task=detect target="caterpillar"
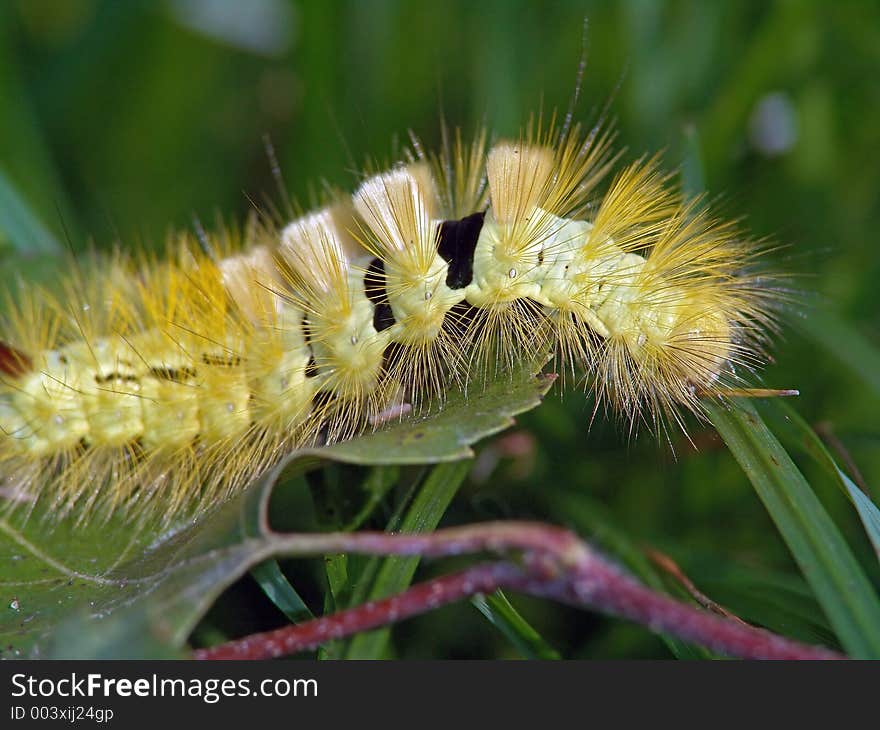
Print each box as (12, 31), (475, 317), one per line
(0, 117), (782, 529)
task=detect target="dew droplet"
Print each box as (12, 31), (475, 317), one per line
(9, 599), (20, 611)
(508, 268), (517, 279)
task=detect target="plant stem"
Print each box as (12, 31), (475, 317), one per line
(195, 563), (523, 660)
(194, 521), (844, 661)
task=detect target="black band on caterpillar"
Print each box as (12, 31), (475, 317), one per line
(364, 257), (397, 333)
(437, 211), (485, 289)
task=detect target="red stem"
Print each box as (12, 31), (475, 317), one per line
(194, 521), (844, 661)
(524, 559), (842, 660)
(194, 563), (525, 660)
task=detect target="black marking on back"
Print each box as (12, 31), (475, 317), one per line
(437, 211), (485, 289)
(305, 355), (318, 378)
(95, 372), (139, 385)
(364, 257), (395, 333)
(201, 353), (242, 367)
(300, 318), (319, 378)
(149, 366), (197, 382)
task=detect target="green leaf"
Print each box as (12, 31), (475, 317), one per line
(707, 398), (880, 658)
(323, 372), (556, 465)
(0, 512), (154, 659)
(0, 362), (553, 658)
(472, 590), (560, 659)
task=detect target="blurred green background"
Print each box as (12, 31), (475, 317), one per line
(1, 0), (879, 658)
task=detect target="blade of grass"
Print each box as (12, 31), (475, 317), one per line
(759, 399), (880, 562)
(250, 560), (314, 624)
(841, 475), (880, 562)
(472, 590), (560, 659)
(344, 460), (471, 659)
(707, 398), (880, 658)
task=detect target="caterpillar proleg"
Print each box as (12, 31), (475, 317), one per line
(0, 118), (783, 528)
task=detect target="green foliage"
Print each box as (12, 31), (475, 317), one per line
(1, 0), (879, 659)
(707, 400), (880, 658)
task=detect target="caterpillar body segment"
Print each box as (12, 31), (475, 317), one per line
(354, 166), (464, 348)
(278, 206), (394, 441)
(0, 121), (779, 527)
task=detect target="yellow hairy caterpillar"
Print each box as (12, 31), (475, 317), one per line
(0, 117), (782, 529)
